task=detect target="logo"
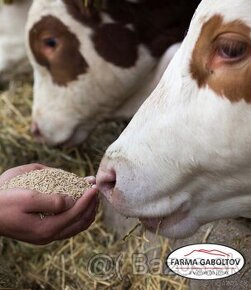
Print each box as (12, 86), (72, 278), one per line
(167, 244), (245, 280)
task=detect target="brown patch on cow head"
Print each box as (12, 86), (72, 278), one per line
(190, 15), (251, 103)
(92, 23), (139, 68)
(64, 0), (200, 59)
(105, 0), (201, 57)
(29, 16), (88, 86)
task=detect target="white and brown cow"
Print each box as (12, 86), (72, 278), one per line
(26, 0), (199, 146)
(0, 0), (31, 79)
(97, 0), (251, 238)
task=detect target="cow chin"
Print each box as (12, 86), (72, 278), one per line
(104, 186), (200, 238)
(59, 125), (93, 148)
(32, 118), (93, 147)
(140, 211), (200, 239)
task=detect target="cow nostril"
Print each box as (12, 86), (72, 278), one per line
(97, 169), (116, 197)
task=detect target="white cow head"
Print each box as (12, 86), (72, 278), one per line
(97, 0), (251, 238)
(26, 0), (199, 146)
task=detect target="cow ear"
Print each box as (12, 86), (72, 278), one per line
(63, 0), (101, 26)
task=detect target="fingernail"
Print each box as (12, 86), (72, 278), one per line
(91, 184), (98, 189)
(64, 196), (75, 209)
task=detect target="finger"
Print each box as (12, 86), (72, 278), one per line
(19, 189), (98, 245)
(84, 176), (96, 184)
(55, 200), (98, 240)
(39, 187), (98, 235)
(0, 188), (75, 214)
(27, 186), (98, 214)
(0, 163), (48, 185)
(80, 194), (99, 219)
(72, 186), (98, 216)
(58, 212), (96, 240)
(24, 192), (76, 214)
(29, 201), (96, 245)
(0, 195), (97, 245)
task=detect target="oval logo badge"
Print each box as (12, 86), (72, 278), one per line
(167, 244), (245, 280)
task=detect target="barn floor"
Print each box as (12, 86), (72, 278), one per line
(0, 76), (188, 290)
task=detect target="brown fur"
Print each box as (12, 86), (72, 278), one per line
(29, 16), (88, 86)
(92, 23), (139, 68)
(29, 0), (200, 84)
(63, 0), (200, 60)
(190, 15), (251, 103)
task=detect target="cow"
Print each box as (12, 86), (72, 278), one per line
(0, 0), (31, 80)
(25, 0), (200, 146)
(97, 0), (251, 238)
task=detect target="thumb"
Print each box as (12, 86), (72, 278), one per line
(23, 191), (76, 214)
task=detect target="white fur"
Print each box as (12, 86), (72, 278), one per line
(98, 0), (251, 238)
(0, 0), (31, 75)
(26, 0), (178, 146)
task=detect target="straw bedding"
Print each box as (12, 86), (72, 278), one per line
(0, 77), (188, 289)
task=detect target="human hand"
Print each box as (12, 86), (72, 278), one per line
(0, 163), (98, 245)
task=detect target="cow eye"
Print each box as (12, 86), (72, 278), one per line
(218, 39), (248, 60)
(43, 38), (58, 48)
